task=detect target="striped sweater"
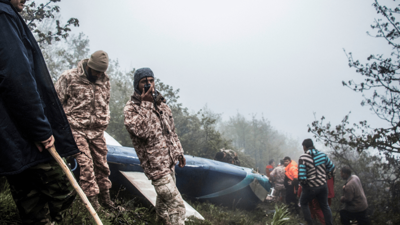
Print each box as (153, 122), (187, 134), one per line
(298, 149), (335, 187)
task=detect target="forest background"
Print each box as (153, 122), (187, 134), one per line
(32, 0), (400, 223)
(30, 2), (303, 170)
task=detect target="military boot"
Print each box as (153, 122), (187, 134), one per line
(87, 195), (101, 211)
(99, 190), (115, 208)
(99, 190), (126, 211)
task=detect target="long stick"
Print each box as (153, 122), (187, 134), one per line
(48, 146), (103, 225)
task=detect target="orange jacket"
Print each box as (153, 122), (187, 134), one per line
(285, 160), (298, 181)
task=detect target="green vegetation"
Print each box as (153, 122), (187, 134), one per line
(0, 177), (156, 225)
(0, 177), (19, 225)
(219, 114), (303, 170)
(269, 205), (290, 225)
(21, 0), (79, 46)
(308, 1), (400, 224)
(4, 0), (400, 224)
(0, 176), (303, 225)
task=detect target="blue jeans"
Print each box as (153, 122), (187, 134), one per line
(300, 183), (332, 225)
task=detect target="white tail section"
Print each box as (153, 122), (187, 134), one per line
(119, 171), (205, 221)
(104, 132), (122, 146)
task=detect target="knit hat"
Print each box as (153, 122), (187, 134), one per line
(302, 139), (314, 149)
(134, 68), (154, 94)
(88, 50), (109, 72)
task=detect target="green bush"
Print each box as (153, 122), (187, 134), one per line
(269, 205), (290, 225)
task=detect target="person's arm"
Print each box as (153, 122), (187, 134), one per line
(266, 166), (271, 177)
(298, 157), (308, 184)
(168, 108), (184, 156)
(54, 73), (70, 107)
(168, 110), (186, 167)
(104, 80), (111, 105)
(172, 128), (184, 156)
(325, 154), (336, 179)
(124, 101), (156, 140)
(0, 13), (52, 142)
(124, 84), (160, 139)
(341, 184), (354, 203)
(103, 80), (111, 129)
(269, 169), (277, 182)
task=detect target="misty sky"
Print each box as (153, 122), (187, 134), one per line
(41, 0), (394, 146)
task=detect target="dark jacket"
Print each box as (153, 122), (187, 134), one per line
(341, 175), (368, 212)
(0, 0), (79, 175)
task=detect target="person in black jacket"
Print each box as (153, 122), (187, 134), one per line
(0, 0), (80, 224)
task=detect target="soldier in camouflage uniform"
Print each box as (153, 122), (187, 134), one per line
(124, 68), (186, 225)
(214, 149), (241, 166)
(55, 50), (116, 211)
(269, 160), (286, 203)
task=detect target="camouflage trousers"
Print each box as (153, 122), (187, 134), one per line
(152, 171), (186, 225)
(273, 187), (286, 203)
(73, 130), (112, 197)
(6, 159), (76, 225)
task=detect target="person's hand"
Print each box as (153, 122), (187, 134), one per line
(178, 155), (186, 168)
(34, 135), (55, 152)
(141, 83), (154, 102)
(288, 180), (292, 185)
(294, 189), (297, 195)
(343, 185), (346, 190)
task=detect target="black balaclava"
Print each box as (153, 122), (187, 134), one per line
(134, 68), (154, 94)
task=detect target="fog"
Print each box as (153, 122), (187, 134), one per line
(42, 0), (393, 146)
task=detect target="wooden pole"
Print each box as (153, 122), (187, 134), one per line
(48, 146), (103, 225)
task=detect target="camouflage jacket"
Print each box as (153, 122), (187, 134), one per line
(270, 166), (285, 191)
(124, 92), (184, 180)
(219, 149), (241, 166)
(55, 59), (110, 138)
